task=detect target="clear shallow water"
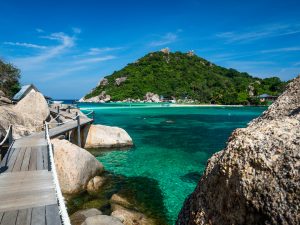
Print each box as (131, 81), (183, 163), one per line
(79, 103), (265, 224)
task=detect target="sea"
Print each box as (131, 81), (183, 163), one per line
(65, 102), (265, 224)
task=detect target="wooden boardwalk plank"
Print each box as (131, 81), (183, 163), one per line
(0, 210), (18, 225)
(16, 208), (31, 225)
(6, 148), (20, 172)
(41, 146), (49, 170)
(46, 205), (62, 225)
(12, 148), (26, 172)
(36, 147), (43, 170)
(31, 206), (45, 225)
(20, 148), (31, 171)
(28, 147), (37, 171)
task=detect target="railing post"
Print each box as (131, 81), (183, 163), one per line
(8, 125), (13, 146)
(76, 112), (81, 147)
(43, 121), (47, 139)
(57, 106), (60, 115)
(92, 111), (95, 121)
(68, 105), (71, 113)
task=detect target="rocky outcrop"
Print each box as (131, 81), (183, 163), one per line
(177, 75), (300, 225)
(15, 91), (50, 122)
(51, 139), (104, 194)
(98, 78), (109, 87)
(144, 92), (160, 102)
(115, 77), (127, 86)
(83, 91), (111, 103)
(75, 124), (133, 148)
(70, 208), (123, 225)
(0, 90), (5, 97)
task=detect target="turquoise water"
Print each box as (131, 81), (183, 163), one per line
(79, 103), (265, 224)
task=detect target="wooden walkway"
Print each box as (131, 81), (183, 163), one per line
(0, 111), (93, 225)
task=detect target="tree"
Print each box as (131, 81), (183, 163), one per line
(0, 59), (21, 97)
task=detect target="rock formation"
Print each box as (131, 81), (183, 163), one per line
(144, 92), (160, 102)
(51, 139), (104, 194)
(98, 78), (109, 87)
(73, 124), (133, 148)
(87, 176), (106, 194)
(82, 91), (111, 103)
(177, 75), (300, 225)
(115, 77), (127, 86)
(0, 91), (50, 138)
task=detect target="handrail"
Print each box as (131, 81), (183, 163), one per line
(44, 122), (71, 225)
(0, 125), (13, 147)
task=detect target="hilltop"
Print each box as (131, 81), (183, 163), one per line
(84, 49), (286, 105)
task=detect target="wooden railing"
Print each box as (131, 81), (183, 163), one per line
(0, 125), (13, 161)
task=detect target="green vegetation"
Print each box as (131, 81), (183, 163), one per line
(86, 51), (286, 105)
(0, 59), (21, 97)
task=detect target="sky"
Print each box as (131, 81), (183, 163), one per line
(0, 0), (300, 99)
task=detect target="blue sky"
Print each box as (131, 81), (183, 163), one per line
(0, 0), (300, 99)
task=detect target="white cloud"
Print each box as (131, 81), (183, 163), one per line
(4, 41), (47, 49)
(74, 55), (116, 64)
(72, 27), (81, 34)
(87, 47), (123, 55)
(12, 32), (76, 69)
(149, 32), (178, 47)
(41, 66), (87, 81)
(216, 23), (300, 43)
(36, 28), (44, 33)
(261, 47), (300, 53)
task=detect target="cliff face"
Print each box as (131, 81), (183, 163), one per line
(177, 75), (300, 225)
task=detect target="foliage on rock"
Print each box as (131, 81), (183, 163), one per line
(0, 59), (21, 98)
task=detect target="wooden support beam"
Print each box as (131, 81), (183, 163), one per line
(76, 112), (81, 147)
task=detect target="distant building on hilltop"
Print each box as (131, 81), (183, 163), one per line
(12, 84), (52, 103)
(258, 94), (277, 102)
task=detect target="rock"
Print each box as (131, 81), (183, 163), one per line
(177, 75), (300, 225)
(110, 194), (134, 210)
(98, 78), (109, 86)
(112, 208), (155, 225)
(187, 50), (194, 57)
(110, 194), (156, 225)
(84, 91), (111, 103)
(87, 176), (106, 193)
(77, 124), (133, 148)
(115, 77), (127, 86)
(70, 208), (103, 225)
(0, 105), (38, 138)
(51, 139), (104, 194)
(82, 215), (123, 225)
(144, 92), (160, 102)
(15, 91), (50, 122)
(0, 96), (12, 105)
(0, 90), (5, 97)
(160, 48), (170, 54)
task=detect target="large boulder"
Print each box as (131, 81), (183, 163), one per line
(144, 92), (160, 102)
(177, 75), (300, 225)
(98, 78), (109, 87)
(15, 91), (50, 122)
(51, 139), (104, 194)
(75, 124), (133, 148)
(115, 77), (127, 86)
(83, 91), (111, 103)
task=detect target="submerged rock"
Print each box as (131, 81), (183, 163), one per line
(70, 208), (103, 225)
(51, 139), (104, 194)
(87, 176), (106, 194)
(177, 75), (300, 225)
(77, 124), (133, 148)
(83, 215), (123, 225)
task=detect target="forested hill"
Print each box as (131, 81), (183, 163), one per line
(85, 50), (286, 104)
